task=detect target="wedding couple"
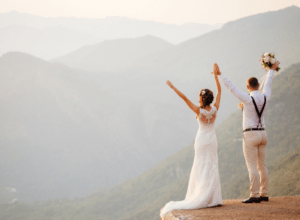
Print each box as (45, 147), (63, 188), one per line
(160, 62), (279, 220)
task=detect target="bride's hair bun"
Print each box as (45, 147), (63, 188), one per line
(200, 89), (214, 108)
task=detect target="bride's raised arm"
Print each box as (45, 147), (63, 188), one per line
(166, 80), (200, 115)
(212, 63), (221, 110)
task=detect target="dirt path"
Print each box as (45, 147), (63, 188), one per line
(163, 196), (300, 220)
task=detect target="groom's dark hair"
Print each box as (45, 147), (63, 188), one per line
(248, 77), (259, 89)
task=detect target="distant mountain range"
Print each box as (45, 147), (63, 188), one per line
(0, 5), (299, 204)
(0, 52), (195, 202)
(0, 25), (101, 60)
(54, 6), (300, 126)
(52, 35), (173, 72)
(0, 11), (222, 59)
(1, 60), (299, 220)
(90, 5), (300, 124)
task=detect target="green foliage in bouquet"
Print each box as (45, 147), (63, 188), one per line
(260, 52), (280, 72)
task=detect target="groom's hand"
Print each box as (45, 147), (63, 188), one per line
(271, 61), (280, 70)
(216, 64), (221, 75)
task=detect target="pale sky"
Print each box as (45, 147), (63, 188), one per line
(1, 0), (300, 24)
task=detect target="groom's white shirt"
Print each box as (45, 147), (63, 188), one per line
(220, 70), (275, 130)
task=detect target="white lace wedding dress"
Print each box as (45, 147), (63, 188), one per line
(160, 106), (223, 220)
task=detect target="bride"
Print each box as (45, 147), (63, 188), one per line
(160, 63), (223, 220)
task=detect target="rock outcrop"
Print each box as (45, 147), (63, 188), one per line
(162, 196), (300, 220)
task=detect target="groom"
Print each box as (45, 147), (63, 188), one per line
(216, 62), (279, 203)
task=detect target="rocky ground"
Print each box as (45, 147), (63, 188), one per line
(163, 196), (300, 220)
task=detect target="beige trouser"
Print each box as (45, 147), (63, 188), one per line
(243, 130), (268, 197)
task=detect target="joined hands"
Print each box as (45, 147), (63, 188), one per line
(211, 63), (221, 75)
(167, 63), (221, 90)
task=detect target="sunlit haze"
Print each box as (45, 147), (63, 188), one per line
(1, 0), (300, 24)
(0, 0), (300, 218)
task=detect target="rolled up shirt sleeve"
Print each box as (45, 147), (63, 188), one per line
(220, 73), (251, 103)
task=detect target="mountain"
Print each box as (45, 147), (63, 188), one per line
(121, 62), (300, 220)
(0, 11), (223, 45)
(1, 61), (299, 220)
(52, 35), (174, 72)
(0, 25), (101, 59)
(92, 6), (300, 125)
(267, 148), (300, 197)
(238, 146), (300, 199)
(0, 52), (196, 202)
(1, 5), (300, 204)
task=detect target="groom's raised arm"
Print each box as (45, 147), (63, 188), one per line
(262, 70), (275, 101)
(220, 73), (251, 103)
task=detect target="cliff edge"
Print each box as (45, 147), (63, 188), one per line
(162, 196), (300, 220)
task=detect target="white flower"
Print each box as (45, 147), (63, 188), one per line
(264, 56), (270, 62)
(264, 52), (270, 57)
(201, 90), (206, 95)
(270, 58), (276, 64)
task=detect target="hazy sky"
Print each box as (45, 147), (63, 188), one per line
(1, 0), (300, 24)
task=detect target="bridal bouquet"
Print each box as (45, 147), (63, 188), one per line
(257, 52), (280, 94)
(259, 52), (280, 71)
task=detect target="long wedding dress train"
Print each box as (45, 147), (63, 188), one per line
(160, 106), (223, 220)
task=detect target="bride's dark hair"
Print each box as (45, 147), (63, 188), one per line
(200, 89), (214, 108)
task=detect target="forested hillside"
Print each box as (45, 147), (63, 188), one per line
(1, 61), (299, 220)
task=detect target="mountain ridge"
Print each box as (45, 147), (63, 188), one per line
(52, 35), (174, 72)
(99, 5), (300, 125)
(0, 25), (101, 59)
(1, 61), (298, 220)
(0, 5), (299, 214)
(0, 11), (223, 45)
(0, 51), (196, 202)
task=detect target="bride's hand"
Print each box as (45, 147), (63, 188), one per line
(211, 63), (216, 74)
(166, 80), (174, 89)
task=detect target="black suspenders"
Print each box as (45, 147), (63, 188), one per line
(251, 95), (266, 128)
